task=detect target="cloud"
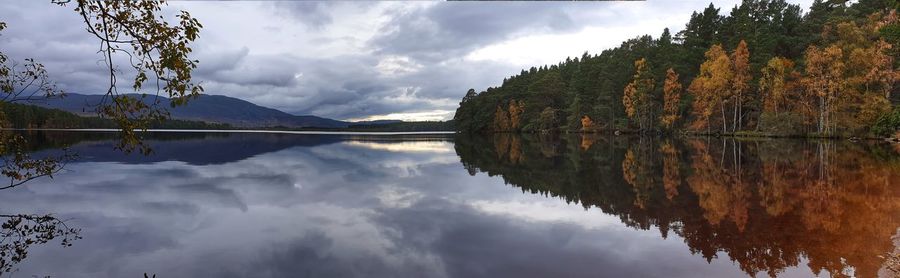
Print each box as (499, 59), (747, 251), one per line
(369, 2), (580, 62)
(375, 55), (423, 77)
(3, 136), (782, 277)
(0, 0), (814, 121)
(271, 2), (336, 30)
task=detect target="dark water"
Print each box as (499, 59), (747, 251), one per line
(3, 131), (900, 277)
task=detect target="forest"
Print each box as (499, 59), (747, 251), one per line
(453, 0), (900, 138)
(345, 120), (455, 132)
(0, 102), (232, 130)
(0, 101), (454, 132)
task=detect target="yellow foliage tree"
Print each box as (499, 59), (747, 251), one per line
(802, 15), (896, 135)
(623, 58), (656, 131)
(759, 57), (795, 116)
(731, 40), (751, 131)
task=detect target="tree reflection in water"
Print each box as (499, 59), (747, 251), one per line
(0, 214), (80, 273)
(455, 134), (900, 278)
(0, 132), (81, 275)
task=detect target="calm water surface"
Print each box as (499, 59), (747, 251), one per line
(3, 131), (900, 277)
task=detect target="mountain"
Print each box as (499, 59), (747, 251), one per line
(30, 93), (350, 128)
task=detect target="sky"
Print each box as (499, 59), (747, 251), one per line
(0, 0), (812, 122)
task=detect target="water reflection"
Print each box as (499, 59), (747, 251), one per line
(457, 134), (900, 278)
(0, 130), (83, 275)
(1, 131), (898, 277)
(0, 214), (80, 274)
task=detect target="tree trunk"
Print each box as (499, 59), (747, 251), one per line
(733, 98), (739, 133)
(721, 102), (727, 134)
(818, 96), (825, 134)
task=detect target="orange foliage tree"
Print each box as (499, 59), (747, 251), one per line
(689, 44), (733, 133)
(661, 68), (682, 130)
(803, 45), (844, 135)
(493, 105), (510, 132)
(580, 115), (594, 132)
(508, 100), (525, 130)
(801, 14), (897, 135)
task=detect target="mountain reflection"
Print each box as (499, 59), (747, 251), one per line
(455, 134), (900, 278)
(5, 131), (900, 277)
(22, 131), (454, 164)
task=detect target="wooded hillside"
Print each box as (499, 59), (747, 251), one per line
(454, 0), (899, 137)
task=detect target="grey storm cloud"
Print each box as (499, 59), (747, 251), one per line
(269, 1), (380, 30)
(371, 2), (579, 62)
(0, 1), (587, 120)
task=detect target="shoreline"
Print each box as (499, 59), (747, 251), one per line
(467, 130), (900, 142)
(2, 128), (457, 136)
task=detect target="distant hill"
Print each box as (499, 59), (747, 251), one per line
(30, 93), (350, 128)
(0, 101), (231, 130)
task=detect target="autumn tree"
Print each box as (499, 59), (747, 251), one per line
(758, 56), (808, 133)
(804, 45), (845, 135)
(450, 0), (896, 137)
(661, 68), (683, 130)
(508, 100), (524, 130)
(54, 0), (204, 154)
(580, 115), (594, 132)
(493, 105), (510, 132)
(759, 57), (794, 116)
(731, 40), (751, 131)
(0, 1), (203, 272)
(689, 44), (734, 133)
(623, 58), (656, 131)
(2, 0), (203, 187)
(801, 14), (897, 135)
(843, 26), (894, 131)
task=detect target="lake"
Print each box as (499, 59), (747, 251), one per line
(2, 131), (899, 277)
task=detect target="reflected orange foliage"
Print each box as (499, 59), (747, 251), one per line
(458, 134), (900, 277)
(580, 134), (595, 151)
(659, 141), (680, 200)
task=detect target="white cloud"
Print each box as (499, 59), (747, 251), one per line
(349, 110), (455, 122)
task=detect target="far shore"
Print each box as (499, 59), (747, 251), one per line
(3, 128), (457, 136)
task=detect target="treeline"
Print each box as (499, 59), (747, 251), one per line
(454, 0), (899, 137)
(346, 120), (454, 132)
(0, 102), (232, 130)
